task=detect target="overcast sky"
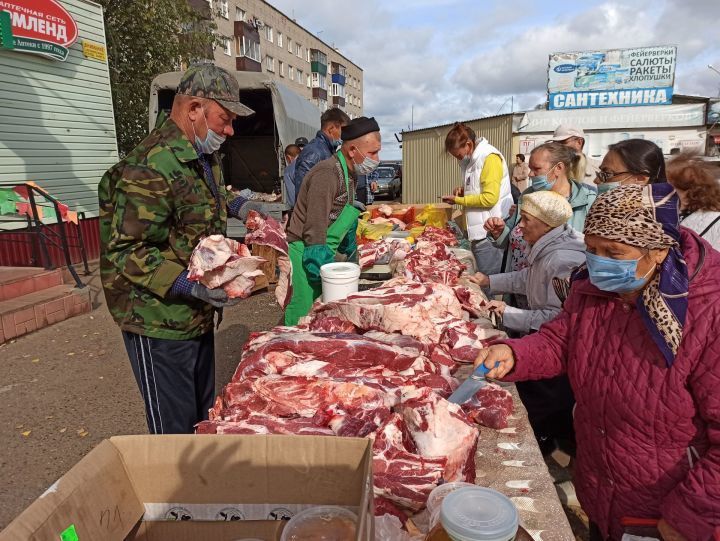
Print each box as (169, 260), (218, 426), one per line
(268, 0), (720, 160)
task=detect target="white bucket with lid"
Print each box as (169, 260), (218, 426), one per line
(440, 487), (519, 541)
(320, 262), (361, 303)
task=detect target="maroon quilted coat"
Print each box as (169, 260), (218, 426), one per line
(503, 228), (720, 541)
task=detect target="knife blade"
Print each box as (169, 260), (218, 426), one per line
(448, 362), (498, 405)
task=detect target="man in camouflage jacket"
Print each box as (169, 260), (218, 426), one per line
(98, 64), (263, 434)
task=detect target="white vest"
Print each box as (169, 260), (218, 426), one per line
(462, 138), (513, 240)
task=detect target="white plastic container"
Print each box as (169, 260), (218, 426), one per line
(320, 262), (361, 303)
(426, 482), (475, 528)
(280, 506), (357, 540)
(440, 487), (519, 541)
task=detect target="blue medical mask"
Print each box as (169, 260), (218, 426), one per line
(585, 251), (654, 293)
(353, 148), (380, 175)
(530, 163), (560, 191)
(597, 182), (621, 194)
(192, 106), (226, 154)
(460, 155), (472, 169)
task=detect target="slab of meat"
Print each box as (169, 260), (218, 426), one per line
(187, 235), (266, 297)
(301, 282), (465, 343)
(440, 319), (506, 363)
(359, 238), (411, 270)
(196, 416), (334, 436)
(398, 387), (478, 483)
(395, 240), (466, 285)
(461, 383), (514, 430)
(244, 210), (293, 308)
(451, 282), (489, 318)
(372, 413), (446, 511)
(307, 316), (358, 334)
(418, 225), (458, 246)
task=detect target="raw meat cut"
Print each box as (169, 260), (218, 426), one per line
(374, 497), (409, 524)
(377, 204), (393, 217)
(451, 282), (489, 318)
(398, 387), (478, 483)
(187, 235), (266, 297)
(440, 319), (506, 363)
(461, 383), (514, 430)
(196, 416), (334, 436)
(359, 238), (411, 270)
(418, 225), (458, 246)
(301, 282), (465, 343)
(372, 413), (446, 511)
(244, 210), (293, 308)
(307, 316), (358, 334)
(395, 240), (466, 285)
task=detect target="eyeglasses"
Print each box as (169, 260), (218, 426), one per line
(595, 170), (633, 183)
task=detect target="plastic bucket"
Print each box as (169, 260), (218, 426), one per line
(426, 482), (475, 529)
(320, 262), (361, 303)
(440, 487), (518, 541)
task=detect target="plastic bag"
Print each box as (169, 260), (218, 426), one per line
(417, 205), (448, 228)
(374, 514), (424, 541)
(356, 219), (393, 241)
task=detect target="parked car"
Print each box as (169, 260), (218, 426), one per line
(372, 166), (402, 199)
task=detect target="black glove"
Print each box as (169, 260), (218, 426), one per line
(172, 271), (240, 308)
(352, 200), (366, 212)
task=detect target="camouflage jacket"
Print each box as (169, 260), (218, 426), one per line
(98, 118), (238, 340)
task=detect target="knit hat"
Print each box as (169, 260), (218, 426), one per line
(341, 116), (380, 141)
(522, 191), (573, 228)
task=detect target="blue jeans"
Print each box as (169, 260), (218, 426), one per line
(471, 239), (503, 296)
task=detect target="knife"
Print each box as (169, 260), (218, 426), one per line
(448, 362), (499, 405)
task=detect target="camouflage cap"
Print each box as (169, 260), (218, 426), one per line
(177, 63), (254, 117)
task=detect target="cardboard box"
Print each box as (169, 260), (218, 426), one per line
(0, 435), (374, 541)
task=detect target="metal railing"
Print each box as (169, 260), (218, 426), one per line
(0, 182), (89, 289)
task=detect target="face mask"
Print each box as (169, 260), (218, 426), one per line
(334, 138), (343, 150)
(192, 106), (226, 154)
(585, 251), (654, 293)
(597, 182), (621, 194)
(460, 155), (472, 168)
(353, 149), (380, 175)
(530, 163), (559, 191)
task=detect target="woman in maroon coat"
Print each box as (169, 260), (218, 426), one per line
(477, 184), (720, 541)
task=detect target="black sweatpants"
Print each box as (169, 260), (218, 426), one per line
(122, 331), (215, 434)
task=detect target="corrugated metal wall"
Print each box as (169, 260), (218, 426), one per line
(401, 114), (514, 204)
(0, 0), (118, 218)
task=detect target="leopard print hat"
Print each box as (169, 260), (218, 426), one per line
(583, 184), (677, 249)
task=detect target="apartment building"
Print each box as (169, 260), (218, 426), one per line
(209, 0), (363, 117)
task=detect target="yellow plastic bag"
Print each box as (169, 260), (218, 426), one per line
(416, 205), (448, 228)
(356, 219), (393, 241)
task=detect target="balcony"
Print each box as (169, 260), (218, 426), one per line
(332, 96), (345, 107)
(236, 56), (261, 72)
(311, 61), (327, 76)
(331, 73), (346, 85)
(312, 88), (328, 100)
(234, 20), (259, 40)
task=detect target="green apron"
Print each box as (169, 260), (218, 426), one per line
(284, 153), (360, 325)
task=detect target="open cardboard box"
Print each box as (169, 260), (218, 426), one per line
(366, 202), (453, 223)
(1, 435), (374, 541)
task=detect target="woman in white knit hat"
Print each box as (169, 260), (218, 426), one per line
(471, 190), (586, 456)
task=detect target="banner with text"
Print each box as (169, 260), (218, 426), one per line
(548, 46), (676, 110)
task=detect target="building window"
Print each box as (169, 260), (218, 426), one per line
(318, 98), (327, 112)
(235, 7), (245, 21)
(237, 36), (260, 62)
(312, 72), (327, 90)
(264, 25), (273, 43)
(288, 65), (294, 81)
(306, 48), (310, 63)
(331, 83), (345, 98)
(223, 37), (231, 56)
(295, 43), (302, 57)
(266, 55), (275, 72)
(277, 32), (283, 48)
(279, 60), (285, 77)
(297, 69), (303, 85)
(287, 38), (292, 53)
(306, 74), (311, 88)
(218, 0), (228, 19)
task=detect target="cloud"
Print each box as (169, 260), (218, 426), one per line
(267, 0), (720, 159)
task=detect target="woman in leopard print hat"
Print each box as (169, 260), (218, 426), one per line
(475, 183), (720, 541)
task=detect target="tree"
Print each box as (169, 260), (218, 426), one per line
(98, 0), (216, 156)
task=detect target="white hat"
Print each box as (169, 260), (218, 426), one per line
(522, 191), (573, 228)
(547, 124), (585, 142)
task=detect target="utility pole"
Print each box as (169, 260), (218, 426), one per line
(511, 96), (514, 113)
(411, 105), (414, 130)
(709, 65), (720, 97)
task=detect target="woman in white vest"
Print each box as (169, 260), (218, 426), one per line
(442, 123), (513, 291)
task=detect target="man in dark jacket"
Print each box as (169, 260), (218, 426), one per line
(292, 107), (350, 195)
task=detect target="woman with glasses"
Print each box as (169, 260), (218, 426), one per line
(595, 138), (666, 193)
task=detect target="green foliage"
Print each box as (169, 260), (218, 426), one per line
(98, 0), (216, 156)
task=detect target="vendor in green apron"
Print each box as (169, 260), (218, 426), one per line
(285, 116), (382, 325)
